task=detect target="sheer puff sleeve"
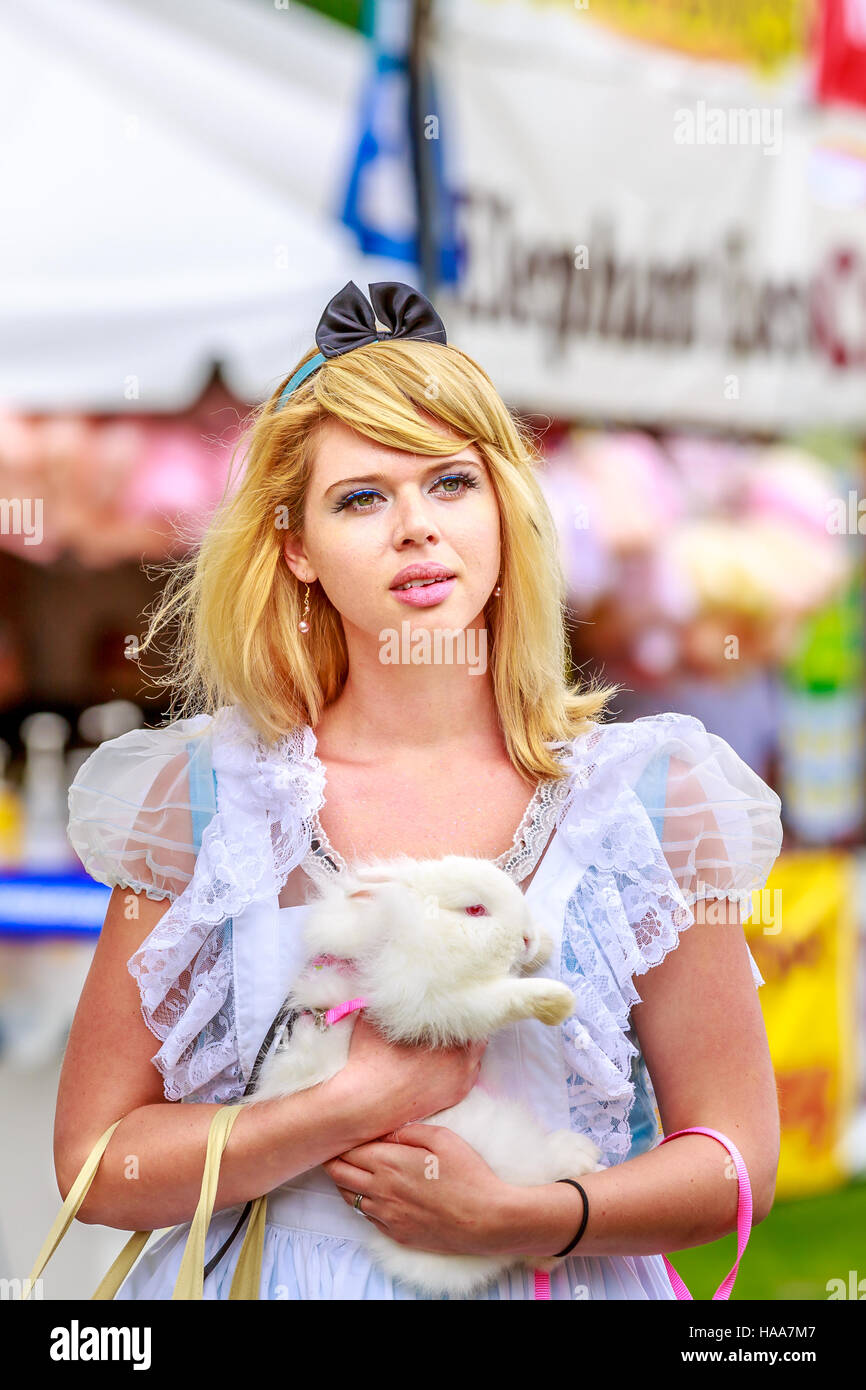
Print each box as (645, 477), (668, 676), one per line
(627, 711), (784, 930)
(66, 714), (244, 1103)
(67, 714), (217, 905)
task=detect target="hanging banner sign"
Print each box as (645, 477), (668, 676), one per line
(432, 0), (866, 429)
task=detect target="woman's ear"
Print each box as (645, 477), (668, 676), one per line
(282, 536), (316, 584)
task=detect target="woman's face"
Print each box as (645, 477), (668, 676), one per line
(283, 413), (500, 639)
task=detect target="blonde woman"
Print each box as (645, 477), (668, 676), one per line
(57, 282), (783, 1300)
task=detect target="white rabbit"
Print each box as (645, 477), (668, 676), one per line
(243, 853), (604, 1296)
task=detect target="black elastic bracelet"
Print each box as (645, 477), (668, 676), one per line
(553, 1178), (589, 1257)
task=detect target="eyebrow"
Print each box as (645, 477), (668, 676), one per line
(323, 455), (483, 497)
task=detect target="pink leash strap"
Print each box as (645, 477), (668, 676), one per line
(324, 997), (369, 1026)
(534, 1269), (552, 1299)
(533, 1125), (752, 1301)
(657, 1126), (753, 1300)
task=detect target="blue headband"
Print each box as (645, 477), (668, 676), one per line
(276, 279), (447, 409)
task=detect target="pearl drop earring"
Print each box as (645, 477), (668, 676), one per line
(299, 582), (311, 633)
(493, 577), (502, 597)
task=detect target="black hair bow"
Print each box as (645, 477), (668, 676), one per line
(315, 281), (447, 359)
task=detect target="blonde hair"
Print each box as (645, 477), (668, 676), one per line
(140, 337), (622, 782)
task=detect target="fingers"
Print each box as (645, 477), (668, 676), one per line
(323, 1157), (376, 1189)
(327, 1140), (393, 1172)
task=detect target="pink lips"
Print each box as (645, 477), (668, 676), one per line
(390, 577), (456, 607)
(389, 562), (456, 608)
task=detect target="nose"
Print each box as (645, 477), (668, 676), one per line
(392, 488), (442, 547)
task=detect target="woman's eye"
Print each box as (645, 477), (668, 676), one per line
(434, 473), (480, 499)
(332, 472), (479, 514)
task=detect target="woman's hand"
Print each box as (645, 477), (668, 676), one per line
(333, 1013), (487, 1137)
(321, 1122), (513, 1256)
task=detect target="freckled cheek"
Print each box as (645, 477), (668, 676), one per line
(449, 511), (500, 579)
(310, 529), (385, 606)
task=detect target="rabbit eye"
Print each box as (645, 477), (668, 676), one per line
(465, 903), (489, 916)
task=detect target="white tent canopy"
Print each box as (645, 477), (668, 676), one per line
(0, 0), (407, 410)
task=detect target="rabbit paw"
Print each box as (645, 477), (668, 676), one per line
(526, 980), (575, 1025)
(546, 1127), (604, 1176)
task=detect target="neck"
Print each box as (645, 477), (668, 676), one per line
(313, 629), (505, 762)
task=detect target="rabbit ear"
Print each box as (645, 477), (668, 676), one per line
(303, 875), (392, 960)
(335, 864), (403, 922)
(350, 853), (418, 884)
(343, 880), (408, 914)
(350, 863), (395, 884)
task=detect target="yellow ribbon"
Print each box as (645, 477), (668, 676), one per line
(24, 1106), (268, 1301)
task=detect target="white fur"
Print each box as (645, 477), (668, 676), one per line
(243, 853), (604, 1296)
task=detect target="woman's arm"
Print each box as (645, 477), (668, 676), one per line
(495, 896), (780, 1257)
(56, 887), (483, 1231)
(323, 897), (779, 1259)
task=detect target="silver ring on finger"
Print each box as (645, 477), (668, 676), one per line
(353, 1190), (364, 1212)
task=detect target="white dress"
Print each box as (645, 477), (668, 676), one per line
(65, 705), (783, 1300)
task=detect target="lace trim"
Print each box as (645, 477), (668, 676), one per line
(127, 708), (327, 1102)
(559, 864), (694, 1165)
(297, 727), (573, 889)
